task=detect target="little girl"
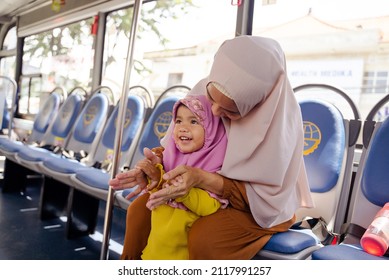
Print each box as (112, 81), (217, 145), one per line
(141, 95), (228, 260)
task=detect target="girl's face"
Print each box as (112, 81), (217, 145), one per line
(206, 83), (241, 120)
(173, 105), (205, 154)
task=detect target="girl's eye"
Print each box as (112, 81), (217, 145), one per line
(175, 119), (182, 124)
(191, 120), (199, 125)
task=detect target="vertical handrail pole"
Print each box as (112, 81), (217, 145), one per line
(100, 0), (143, 260)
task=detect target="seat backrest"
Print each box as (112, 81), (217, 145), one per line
(92, 94), (147, 170)
(128, 85), (190, 168)
(296, 99), (346, 231)
(40, 87), (86, 148)
(63, 87), (112, 157)
(27, 87), (67, 144)
(2, 99), (10, 131)
(346, 96), (389, 234)
(294, 84), (361, 234)
(0, 76), (17, 133)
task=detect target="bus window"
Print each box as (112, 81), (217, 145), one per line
(0, 26), (16, 78)
(18, 74), (42, 117)
(22, 18), (94, 115)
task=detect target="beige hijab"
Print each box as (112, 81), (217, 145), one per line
(163, 36), (314, 228)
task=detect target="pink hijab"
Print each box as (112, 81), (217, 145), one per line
(163, 95), (227, 174)
(163, 36), (313, 228)
(163, 95), (229, 209)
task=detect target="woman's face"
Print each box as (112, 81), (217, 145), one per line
(173, 105), (205, 154)
(206, 83), (241, 120)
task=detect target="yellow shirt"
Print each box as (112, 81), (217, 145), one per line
(141, 188), (221, 260)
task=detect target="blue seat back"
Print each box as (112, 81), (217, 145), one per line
(301, 100), (345, 192)
(65, 91), (110, 153)
(2, 99), (10, 130)
(93, 94), (145, 168)
(311, 100), (389, 260)
(28, 92), (62, 143)
(0, 75), (17, 133)
(361, 119), (389, 207)
(350, 117), (389, 229)
(296, 99), (347, 230)
(41, 93), (85, 147)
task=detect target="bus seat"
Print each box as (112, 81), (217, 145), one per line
(36, 86), (113, 186)
(256, 84), (361, 260)
(69, 93), (148, 202)
(0, 75), (17, 135)
(114, 85), (190, 211)
(0, 87), (66, 193)
(14, 87), (86, 174)
(58, 93), (148, 238)
(31, 87), (112, 225)
(0, 87), (66, 161)
(312, 94), (389, 260)
(1, 99), (10, 132)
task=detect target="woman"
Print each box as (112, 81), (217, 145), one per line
(110, 35), (314, 260)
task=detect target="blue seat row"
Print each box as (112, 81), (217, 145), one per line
(0, 86), (67, 160)
(64, 85), (189, 237)
(35, 85), (151, 237)
(256, 83), (362, 260)
(0, 86), (68, 192)
(65, 85), (189, 240)
(0, 83), (190, 238)
(311, 92), (389, 260)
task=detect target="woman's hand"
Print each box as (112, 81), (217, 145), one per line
(109, 147), (162, 200)
(109, 167), (147, 199)
(146, 165), (200, 210)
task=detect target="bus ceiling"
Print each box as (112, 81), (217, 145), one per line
(1, 0), (251, 38)
(0, 0), (137, 36)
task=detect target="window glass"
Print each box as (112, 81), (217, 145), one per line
(252, 0), (389, 124)
(0, 56), (15, 78)
(102, 0), (237, 101)
(3, 26), (17, 50)
(0, 26), (17, 78)
(22, 18), (94, 115)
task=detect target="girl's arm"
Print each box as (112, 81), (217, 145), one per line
(176, 188), (221, 216)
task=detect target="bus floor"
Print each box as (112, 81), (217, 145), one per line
(0, 175), (126, 260)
